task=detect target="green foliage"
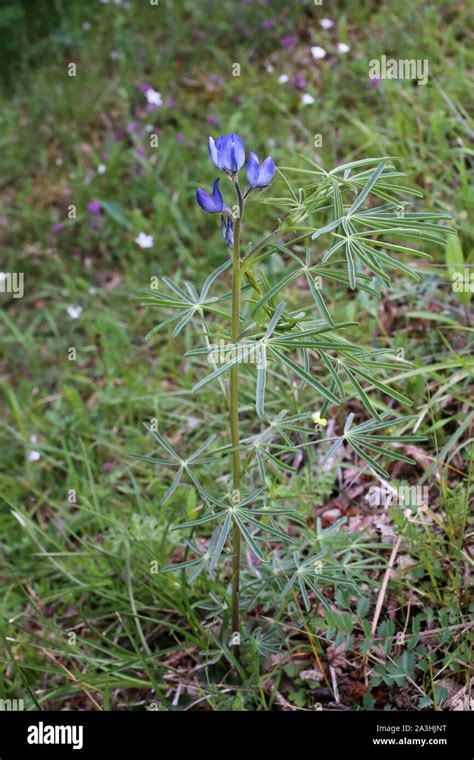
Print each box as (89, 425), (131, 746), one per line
(142, 151), (451, 656)
(0, 0), (471, 712)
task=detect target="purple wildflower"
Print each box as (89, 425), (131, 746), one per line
(292, 72), (307, 90)
(87, 200), (102, 215)
(281, 35), (296, 51)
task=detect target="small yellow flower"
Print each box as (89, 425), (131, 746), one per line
(312, 412), (327, 427)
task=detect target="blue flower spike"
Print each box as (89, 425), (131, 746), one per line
(196, 134), (275, 226)
(221, 216), (234, 247)
(196, 178), (231, 214)
(208, 133), (246, 175)
(246, 151), (276, 189)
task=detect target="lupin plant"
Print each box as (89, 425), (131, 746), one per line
(138, 132), (452, 663)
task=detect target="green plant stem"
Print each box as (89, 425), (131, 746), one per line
(230, 188), (243, 654)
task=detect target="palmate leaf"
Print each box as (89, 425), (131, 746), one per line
(191, 342), (257, 392)
(191, 299), (346, 416)
(280, 550), (331, 611)
(250, 245), (376, 326)
(160, 527), (228, 581)
(248, 444), (298, 486)
(140, 264), (233, 340)
(253, 627), (285, 656)
(314, 350), (413, 421)
(269, 347), (338, 405)
(277, 515), (391, 611)
(295, 158), (428, 224)
(243, 409), (328, 485)
(247, 324), (373, 420)
(171, 484), (301, 566)
(304, 160), (453, 284)
(137, 424), (217, 504)
(348, 160), (386, 214)
(323, 413), (425, 479)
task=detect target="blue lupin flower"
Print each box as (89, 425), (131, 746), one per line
(208, 133), (246, 174)
(246, 151), (276, 189)
(221, 216), (234, 247)
(196, 179), (231, 214)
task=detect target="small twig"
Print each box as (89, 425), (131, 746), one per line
(290, 590), (331, 692)
(363, 534), (402, 685)
(41, 648), (103, 711)
(371, 534), (402, 637)
(329, 666), (340, 703)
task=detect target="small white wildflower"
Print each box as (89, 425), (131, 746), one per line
(145, 88), (162, 107)
(311, 46), (326, 60)
(67, 305), (83, 319)
(320, 18), (334, 30)
(135, 232), (154, 249)
(278, 74), (289, 84)
(30, 434), (38, 443)
(302, 93), (315, 105)
(29, 450), (41, 462)
(97, 163), (106, 174)
(337, 42), (350, 53)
